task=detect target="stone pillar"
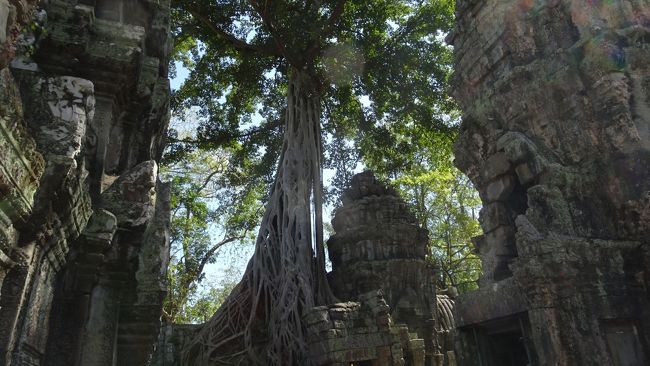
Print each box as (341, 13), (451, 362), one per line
(90, 96), (116, 201)
(78, 282), (121, 366)
(12, 257), (57, 365)
(0, 243), (39, 365)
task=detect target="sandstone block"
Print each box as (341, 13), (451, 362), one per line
(101, 160), (157, 228)
(479, 202), (512, 234)
(0, 0), (12, 44)
(484, 225), (516, 256)
(497, 131), (536, 164)
(304, 306), (331, 325)
(485, 174), (515, 202)
(515, 157), (545, 186)
(481, 152), (511, 181)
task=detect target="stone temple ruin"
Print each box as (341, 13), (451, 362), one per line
(450, 1), (650, 365)
(0, 0), (648, 366)
(0, 0), (171, 365)
(154, 173), (456, 366)
(307, 171), (456, 365)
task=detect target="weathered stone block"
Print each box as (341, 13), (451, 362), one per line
(101, 160), (157, 228)
(515, 158), (544, 186)
(478, 202), (512, 234)
(496, 131), (536, 164)
(0, 0), (12, 45)
(481, 152), (511, 181)
(304, 306), (331, 325)
(526, 184), (574, 235)
(484, 225), (516, 256)
(485, 174), (514, 202)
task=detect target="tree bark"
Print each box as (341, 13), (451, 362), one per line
(182, 68), (333, 366)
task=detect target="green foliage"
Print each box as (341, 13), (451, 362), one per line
(366, 127), (483, 293)
(162, 145), (261, 323)
(168, 0), (458, 204)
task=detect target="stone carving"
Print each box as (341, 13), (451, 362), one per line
(0, 1), (172, 365)
(449, 1), (650, 365)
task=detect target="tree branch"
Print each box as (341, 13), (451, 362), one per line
(304, 0), (347, 65)
(195, 234), (249, 282)
(187, 8), (282, 57)
(248, 0), (297, 65)
(166, 119), (282, 146)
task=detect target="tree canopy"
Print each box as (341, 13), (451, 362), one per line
(166, 1), (462, 364)
(168, 0), (456, 200)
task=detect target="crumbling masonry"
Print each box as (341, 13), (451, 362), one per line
(0, 1), (171, 365)
(450, 1), (650, 365)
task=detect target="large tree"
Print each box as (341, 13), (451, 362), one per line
(171, 0), (456, 364)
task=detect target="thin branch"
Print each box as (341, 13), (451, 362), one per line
(304, 0), (347, 65)
(198, 169), (222, 193)
(248, 0), (297, 65)
(195, 233), (249, 280)
(162, 309), (173, 322)
(187, 8), (282, 57)
(166, 120), (282, 145)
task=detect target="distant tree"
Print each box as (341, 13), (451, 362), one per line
(169, 1), (456, 364)
(398, 170), (482, 293)
(161, 147), (262, 323)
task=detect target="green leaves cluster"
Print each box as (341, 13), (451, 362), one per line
(162, 147), (263, 323)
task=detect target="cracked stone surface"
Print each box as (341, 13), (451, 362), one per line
(450, 1), (650, 365)
(0, 1), (172, 365)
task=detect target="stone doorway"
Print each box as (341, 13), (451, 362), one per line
(602, 320), (647, 366)
(470, 314), (536, 366)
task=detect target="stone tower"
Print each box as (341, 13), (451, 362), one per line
(321, 171), (454, 366)
(450, 1), (650, 365)
(328, 171), (437, 345)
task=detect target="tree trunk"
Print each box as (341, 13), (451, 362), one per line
(182, 68), (332, 365)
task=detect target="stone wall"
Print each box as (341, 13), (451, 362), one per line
(0, 1), (171, 365)
(450, 1), (650, 365)
(304, 291), (425, 366)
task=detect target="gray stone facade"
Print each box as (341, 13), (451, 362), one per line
(0, 1), (171, 365)
(449, 1), (650, 365)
